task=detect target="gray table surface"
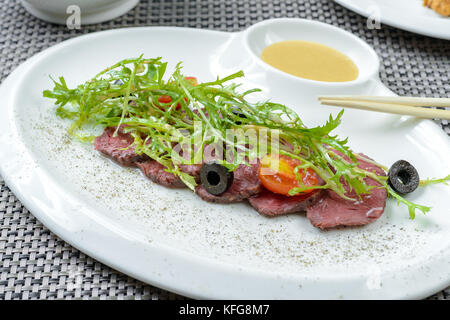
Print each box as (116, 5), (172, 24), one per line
(0, 0), (449, 300)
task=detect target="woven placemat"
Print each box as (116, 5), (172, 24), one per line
(0, 0), (449, 300)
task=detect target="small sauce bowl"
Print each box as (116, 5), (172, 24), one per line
(241, 18), (381, 124)
(243, 18), (380, 90)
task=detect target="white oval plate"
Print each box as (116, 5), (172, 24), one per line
(1, 19), (450, 299)
(335, 0), (450, 40)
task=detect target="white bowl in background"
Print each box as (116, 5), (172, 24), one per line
(21, 0), (139, 25)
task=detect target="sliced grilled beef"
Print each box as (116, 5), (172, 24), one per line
(180, 164), (202, 183)
(306, 153), (387, 229)
(137, 161), (202, 188)
(137, 160), (185, 188)
(94, 126), (148, 166)
(248, 188), (323, 216)
(195, 162), (262, 203)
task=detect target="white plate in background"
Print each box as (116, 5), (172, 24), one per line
(335, 0), (450, 40)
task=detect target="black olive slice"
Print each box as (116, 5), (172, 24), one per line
(200, 162), (234, 195)
(112, 80), (125, 98)
(388, 160), (420, 194)
(112, 80), (136, 100)
(231, 108), (247, 125)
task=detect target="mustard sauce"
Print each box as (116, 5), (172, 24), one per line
(261, 40), (359, 82)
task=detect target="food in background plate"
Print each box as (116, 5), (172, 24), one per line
(43, 57), (449, 229)
(260, 40), (359, 82)
(424, 0), (450, 16)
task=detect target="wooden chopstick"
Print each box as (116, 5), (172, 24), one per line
(318, 97), (450, 120)
(318, 96), (450, 107)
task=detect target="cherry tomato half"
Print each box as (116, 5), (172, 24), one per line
(258, 154), (319, 196)
(157, 95), (184, 111)
(180, 77), (197, 108)
(185, 76), (198, 86)
(157, 77), (197, 111)
(157, 95), (172, 104)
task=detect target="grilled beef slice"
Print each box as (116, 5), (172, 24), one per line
(137, 160), (186, 188)
(94, 126), (148, 166)
(195, 162), (263, 203)
(96, 127), (201, 187)
(248, 189), (323, 216)
(306, 153), (387, 229)
(137, 161), (202, 189)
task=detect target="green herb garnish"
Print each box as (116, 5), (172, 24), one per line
(419, 175), (450, 187)
(43, 56), (449, 219)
